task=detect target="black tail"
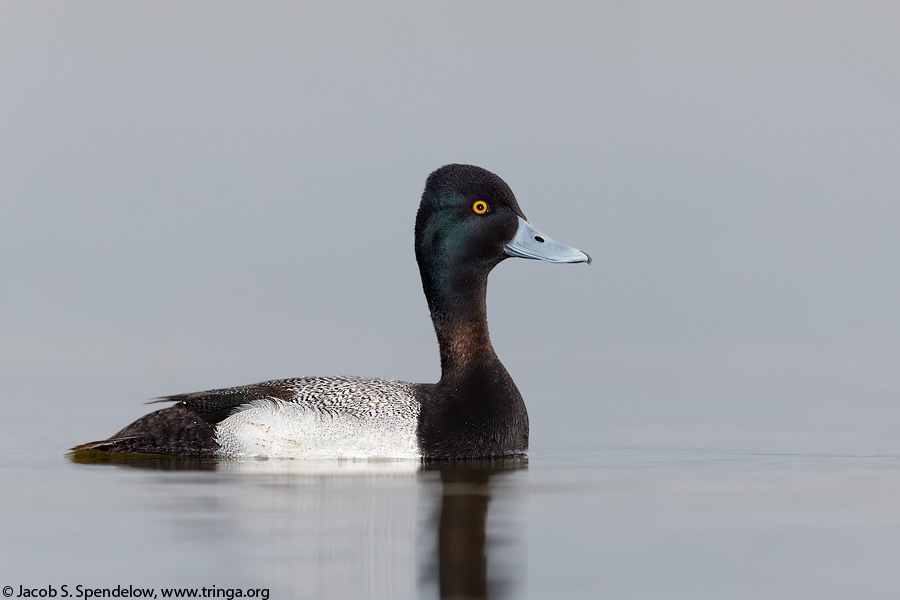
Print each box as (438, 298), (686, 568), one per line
(71, 405), (217, 457)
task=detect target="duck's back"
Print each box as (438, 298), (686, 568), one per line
(216, 376), (421, 458)
(76, 376), (422, 459)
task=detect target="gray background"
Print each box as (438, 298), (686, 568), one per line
(3, 4), (900, 599)
(2, 1), (898, 452)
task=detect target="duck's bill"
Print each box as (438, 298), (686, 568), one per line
(503, 216), (591, 264)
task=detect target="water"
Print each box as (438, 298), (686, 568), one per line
(3, 439), (899, 599)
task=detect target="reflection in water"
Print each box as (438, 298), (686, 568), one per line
(69, 450), (219, 471)
(423, 460), (526, 600)
(69, 454), (526, 600)
(439, 468), (490, 598)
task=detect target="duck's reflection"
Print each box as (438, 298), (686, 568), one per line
(423, 459), (526, 600)
(70, 453), (526, 599)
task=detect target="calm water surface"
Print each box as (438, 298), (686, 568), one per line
(3, 439), (899, 600)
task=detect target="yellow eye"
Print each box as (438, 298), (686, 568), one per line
(472, 201), (488, 214)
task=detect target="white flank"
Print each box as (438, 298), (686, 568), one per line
(214, 377), (422, 459)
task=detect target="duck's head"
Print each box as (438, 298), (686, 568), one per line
(415, 165), (590, 291)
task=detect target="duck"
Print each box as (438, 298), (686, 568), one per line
(73, 164), (590, 460)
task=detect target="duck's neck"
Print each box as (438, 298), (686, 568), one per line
(421, 265), (502, 381)
(416, 252), (528, 458)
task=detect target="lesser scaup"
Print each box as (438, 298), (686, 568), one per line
(73, 165), (590, 459)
